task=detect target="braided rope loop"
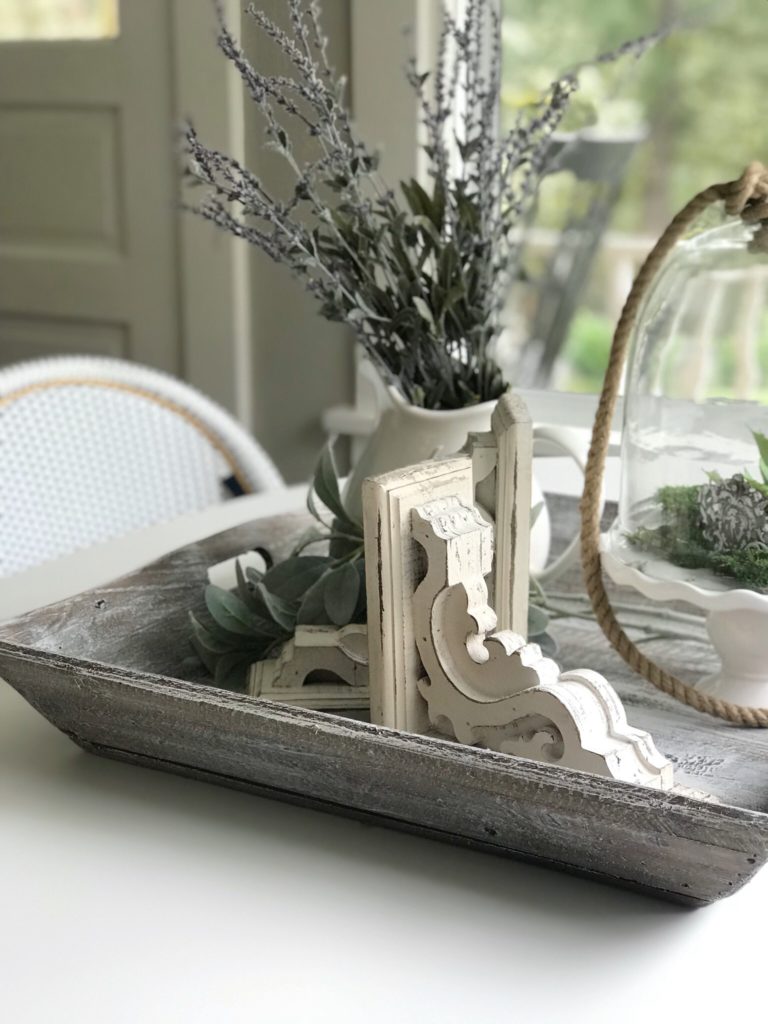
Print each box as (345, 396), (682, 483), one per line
(579, 162), (768, 728)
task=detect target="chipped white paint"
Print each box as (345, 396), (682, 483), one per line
(249, 625), (369, 711)
(468, 391), (532, 633)
(410, 496), (672, 787)
(362, 457), (475, 734)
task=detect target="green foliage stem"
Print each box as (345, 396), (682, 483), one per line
(628, 482), (768, 592)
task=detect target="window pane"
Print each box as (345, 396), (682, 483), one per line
(0, 0), (118, 41)
(500, 0), (768, 395)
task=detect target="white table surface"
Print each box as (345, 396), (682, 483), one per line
(1, 488), (766, 1023)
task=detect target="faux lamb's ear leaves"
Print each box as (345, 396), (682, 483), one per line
(312, 443), (347, 522)
(527, 603), (550, 639)
(292, 525), (328, 556)
(233, 564), (286, 622)
(413, 296), (436, 327)
(191, 610), (251, 646)
(323, 562), (361, 626)
(537, 632), (558, 659)
(235, 560), (258, 608)
(190, 635), (219, 676)
(205, 585), (283, 638)
(307, 484), (327, 526)
(254, 582), (297, 632)
(214, 652), (255, 692)
(245, 566), (265, 586)
(189, 612), (235, 655)
(297, 572), (333, 625)
(311, 443), (363, 532)
(261, 555), (331, 603)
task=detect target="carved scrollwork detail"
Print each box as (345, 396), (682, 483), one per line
(411, 497), (673, 788)
(249, 624), (370, 711)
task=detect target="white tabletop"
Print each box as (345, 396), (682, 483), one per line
(0, 485), (309, 623)
(1, 489), (766, 1023)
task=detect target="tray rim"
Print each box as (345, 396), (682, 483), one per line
(3, 635), (768, 832)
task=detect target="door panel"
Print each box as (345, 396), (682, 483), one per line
(0, 313), (125, 364)
(0, 105), (122, 250)
(0, 2), (180, 372)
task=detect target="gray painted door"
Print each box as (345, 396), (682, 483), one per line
(0, 1), (180, 372)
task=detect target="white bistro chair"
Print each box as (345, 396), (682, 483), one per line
(0, 356), (284, 578)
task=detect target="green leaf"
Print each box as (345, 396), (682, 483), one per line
(400, 179), (425, 217)
(401, 178), (440, 228)
(437, 241), (458, 288)
(752, 430), (768, 471)
(412, 215), (442, 248)
(744, 472), (768, 497)
(261, 555), (331, 602)
(297, 572), (333, 625)
(323, 562), (361, 626)
(189, 612), (235, 655)
(214, 652), (255, 692)
(190, 635), (219, 676)
(413, 296), (435, 326)
(235, 559), (262, 611)
(254, 582), (298, 632)
(311, 443), (348, 522)
(431, 178), (446, 232)
(307, 480), (327, 526)
(310, 443), (363, 534)
(527, 603), (550, 638)
(204, 585), (283, 638)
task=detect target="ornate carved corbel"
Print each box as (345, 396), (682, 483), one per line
(362, 393), (673, 788)
(410, 496), (672, 787)
(249, 624), (369, 711)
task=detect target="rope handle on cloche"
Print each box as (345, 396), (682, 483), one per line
(580, 161), (768, 728)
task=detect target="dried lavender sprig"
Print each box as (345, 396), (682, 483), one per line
(184, 0), (663, 410)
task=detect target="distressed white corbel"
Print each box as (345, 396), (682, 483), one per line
(410, 496), (672, 787)
(249, 624), (370, 711)
(362, 393), (673, 788)
(468, 391), (533, 633)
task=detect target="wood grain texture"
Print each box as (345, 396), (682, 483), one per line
(2, 499), (768, 905)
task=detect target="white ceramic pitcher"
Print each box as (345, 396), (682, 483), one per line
(342, 386), (591, 583)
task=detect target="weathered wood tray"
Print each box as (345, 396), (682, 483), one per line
(2, 502), (768, 906)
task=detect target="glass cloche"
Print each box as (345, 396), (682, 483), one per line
(608, 209), (768, 595)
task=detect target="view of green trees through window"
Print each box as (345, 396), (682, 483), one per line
(501, 0), (768, 393)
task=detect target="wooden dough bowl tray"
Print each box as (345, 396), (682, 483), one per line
(2, 510), (768, 907)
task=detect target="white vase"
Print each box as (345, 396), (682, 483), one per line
(342, 386), (588, 581)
